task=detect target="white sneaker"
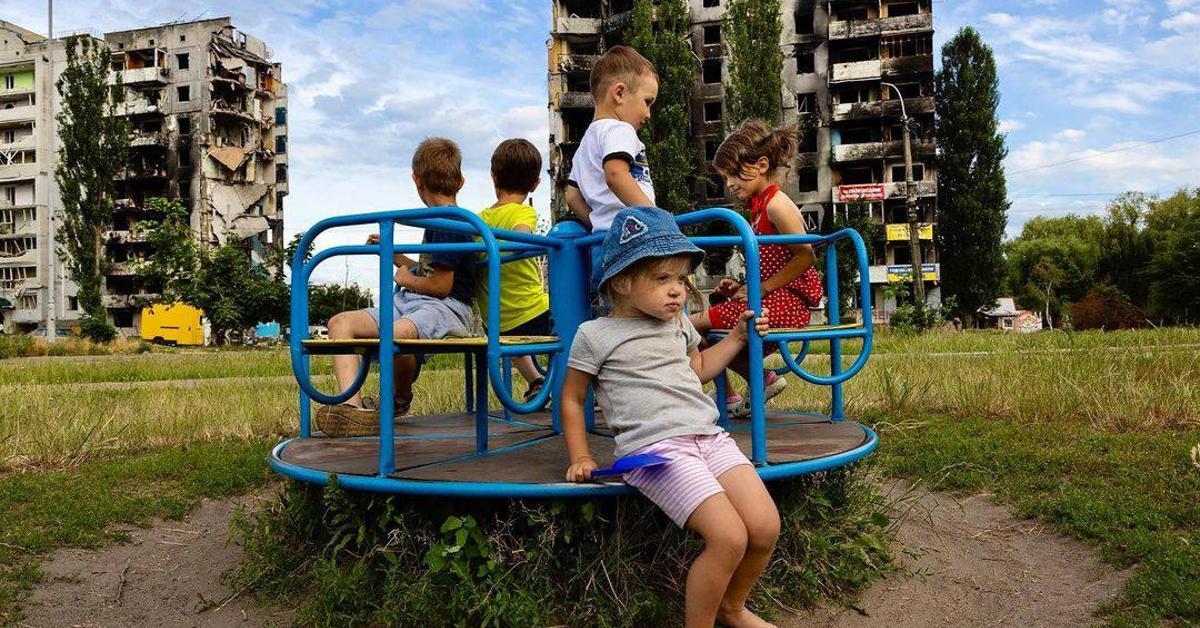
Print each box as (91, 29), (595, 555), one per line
(709, 391), (745, 414)
(729, 373), (787, 419)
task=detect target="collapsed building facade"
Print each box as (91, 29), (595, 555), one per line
(0, 17), (287, 334)
(548, 0), (940, 317)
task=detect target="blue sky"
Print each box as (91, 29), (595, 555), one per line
(7, 0), (1198, 289)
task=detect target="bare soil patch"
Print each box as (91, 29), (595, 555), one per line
(789, 480), (1127, 627)
(20, 491), (291, 628)
(21, 480), (1125, 627)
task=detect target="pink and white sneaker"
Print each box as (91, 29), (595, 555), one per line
(730, 372), (788, 419)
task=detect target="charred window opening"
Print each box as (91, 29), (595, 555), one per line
(797, 92), (816, 113)
(703, 100), (722, 123)
(840, 126), (879, 144)
(841, 166), (877, 184)
(831, 45), (877, 63)
(176, 53), (189, 70)
(796, 168), (818, 192)
(703, 0), (720, 7)
(705, 138), (719, 161)
(891, 164), (925, 181)
(882, 34), (933, 58)
(702, 59), (722, 84)
(795, 51), (814, 74)
(703, 24), (721, 45)
(886, 2), (920, 17)
(795, 12), (814, 35)
(177, 85), (190, 102)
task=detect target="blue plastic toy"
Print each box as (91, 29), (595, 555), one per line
(270, 206), (878, 498)
(590, 453), (674, 478)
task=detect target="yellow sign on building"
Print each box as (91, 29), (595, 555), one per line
(886, 264), (939, 282)
(885, 223), (934, 241)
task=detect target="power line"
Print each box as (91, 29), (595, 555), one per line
(1009, 129), (1200, 175)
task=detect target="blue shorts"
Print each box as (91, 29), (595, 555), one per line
(364, 290), (472, 339)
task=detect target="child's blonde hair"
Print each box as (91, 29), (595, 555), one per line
(603, 254), (702, 316)
(714, 119), (801, 179)
(590, 45), (658, 101)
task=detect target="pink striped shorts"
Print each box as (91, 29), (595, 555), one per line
(624, 431), (752, 527)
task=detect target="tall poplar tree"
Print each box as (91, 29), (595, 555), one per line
(630, 0), (696, 215)
(934, 27), (1009, 324)
(724, 0), (783, 126)
(55, 35), (129, 341)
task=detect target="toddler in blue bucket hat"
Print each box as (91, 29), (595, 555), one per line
(562, 206), (781, 627)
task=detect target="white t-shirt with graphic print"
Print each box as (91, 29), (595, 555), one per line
(567, 118), (656, 233)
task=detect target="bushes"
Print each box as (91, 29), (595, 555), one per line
(0, 335), (153, 359)
(230, 466), (894, 627)
(1069, 285), (1147, 331)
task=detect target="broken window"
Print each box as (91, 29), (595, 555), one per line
(18, 294), (36, 310)
(891, 164), (925, 181)
(799, 130), (817, 153)
(2, 130), (13, 144)
(797, 92), (816, 113)
(795, 11), (814, 35)
(837, 86), (875, 104)
(3, 76), (13, 90)
(276, 163), (288, 184)
(893, 82), (922, 98)
(702, 59), (722, 84)
(177, 85), (190, 102)
(832, 45), (876, 63)
(275, 135), (287, 153)
(178, 116), (191, 135)
(840, 126), (878, 144)
(177, 53), (189, 70)
(113, 311), (134, 328)
(834, 6), (868, 21)
(275, 106), (287, 125)
(67, 296), (78, 310)
(703, 0), (720, 7)
(703, 24), (721, 45)
(703, 101), (722, 123)
(882, 34), (933, 58)
(796, 51), (814, 74)
(3, 187), (14, 205)
(797, 168), (818, 192)
(841, 166), (876, 184)
(705, 138), (719, 161)
(886, 2), (920, 17)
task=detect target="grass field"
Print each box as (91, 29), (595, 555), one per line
(0, 327), (1197, 625)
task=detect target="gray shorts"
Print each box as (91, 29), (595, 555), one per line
(365, 290), (472, 339)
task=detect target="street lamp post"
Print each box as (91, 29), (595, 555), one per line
(881, 81), (925, 304)
(45, 0), (57, 338)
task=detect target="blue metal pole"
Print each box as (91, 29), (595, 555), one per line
(475, 347), (489, 452)
(502, 356), (514, 422)
(464, 351), (474, 414)
(546, 221), (590, 434)
(826, 243), (844, 421)
(298, 354), (311, 437)
(378, 220), (396, 475)
(715, 371), (731, 429)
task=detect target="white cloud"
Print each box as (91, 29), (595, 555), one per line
(1161, 11), (1200, 30)
(999, 119), (1026, 133)
(1167, 0), (1198, 10)
(984, 12), (1019, 26)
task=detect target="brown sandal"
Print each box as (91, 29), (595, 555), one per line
(315, 403), (381, 438)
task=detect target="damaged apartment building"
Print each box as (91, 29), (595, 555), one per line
(0, 17), (287, 334)
(548, 0), (940, 317)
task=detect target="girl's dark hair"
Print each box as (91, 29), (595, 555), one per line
(713, 119), (801, 177)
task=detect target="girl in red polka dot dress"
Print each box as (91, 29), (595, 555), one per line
(690, 119), (824, 417)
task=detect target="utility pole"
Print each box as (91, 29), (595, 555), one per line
(45, 0), (57, 338)
(882, 81), (925, 304)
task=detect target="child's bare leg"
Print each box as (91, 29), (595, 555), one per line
(391, 319), (420, 407)
(715, 465), (781, 628)
(683, 494), (748, 628)
(512, 356), (541, 385)
(327, 310), (381, 407)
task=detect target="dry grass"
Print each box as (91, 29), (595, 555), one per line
(3, 328), (1196, 472)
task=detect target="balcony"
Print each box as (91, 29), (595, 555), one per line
(129, 131), (167, 148)
(829, 13), (934, 40)
(104, 229), (149, 244)
(833, 141), (884, 162)
(103, 292), (159, 308)
(557, 54), (600, 73)
(555, 16), (601, 35)
(106, 261), (141, 277)
(833, 100), (883, 121)
(558, 92), (595, 110)
(881, 95), (934, 117)
(831, 59), (881, 83)
(882, 55), (933, 76)
(883, 138), (935, 158)
(116, 98), (161, 117)
(110, 66), (170, 87)
(884, 180), (937, 198)
(0, 105), (36, 125)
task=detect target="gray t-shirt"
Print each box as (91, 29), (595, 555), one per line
(568, 315), (723, 457)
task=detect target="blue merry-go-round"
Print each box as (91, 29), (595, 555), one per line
(268, 206), (877, 498)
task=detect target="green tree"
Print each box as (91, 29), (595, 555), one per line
(135, 197), (199, 304)
(309, 283), (374, 326)
(724, 0), (783, 126)
(1099, 192), (1154, 308)
(54, 36), (130, 341)
(630, 0), (696, 215)
(830, 202), (882, 312)
(1005, 216), (1104, 328)
(934, 27), (1009, 325)
(189, 242), (289, 343)
(1143, 188), (1200, 323)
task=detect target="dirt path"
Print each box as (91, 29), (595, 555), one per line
(789, 480), (1127, 627)
(20, 491), (292, 628)
(21, 481), (1125, 627)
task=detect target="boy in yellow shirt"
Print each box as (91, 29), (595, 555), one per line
(478, 139), (552, 401)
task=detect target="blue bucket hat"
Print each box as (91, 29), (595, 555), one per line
(597, 206), (705, 289)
